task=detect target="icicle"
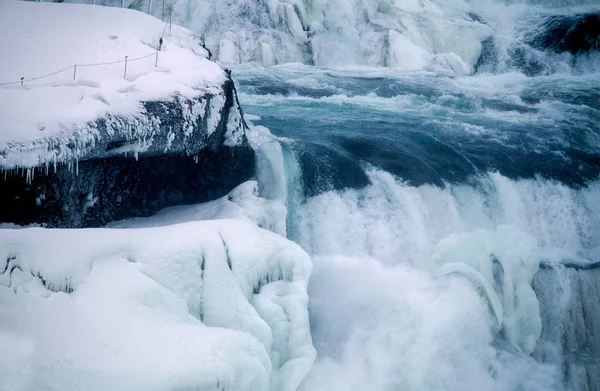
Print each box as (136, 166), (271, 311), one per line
(134, 151), (139, 161)
(76, 158), (79, 176)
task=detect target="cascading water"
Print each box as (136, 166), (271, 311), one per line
(68, 0), (599, 388)
(223, 0), (599, 388)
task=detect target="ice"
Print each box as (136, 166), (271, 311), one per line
(0, 220), (315, 390)
(219, 31), (241, 64)
(282, 3), (308, 42)
(246, 124), (288, 203)
(0, 0), (228, 168)
(223, 94), (246, 147)
(387, 30), (433, 70)
(160, 0), (492, 73)
(433, 225), (542, 354)
(258, 38), (276, 67)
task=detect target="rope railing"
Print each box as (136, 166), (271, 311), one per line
(0, 51), (161, 87)
(0, 8), (173, 88)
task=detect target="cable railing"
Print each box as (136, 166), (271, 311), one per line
(0, 6), (174, 88)
(0, 52), (161, 88)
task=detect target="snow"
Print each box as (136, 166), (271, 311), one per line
(0, 219), (315, 391)
(109, 180), (287, 236)
(0, 0), (228, 167)
(107, 121), (290, 236)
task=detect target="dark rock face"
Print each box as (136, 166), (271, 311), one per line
(528, 14), (600, 54)
(0, 77), (256, 228)
(563, 15), (600, 53)
(474, 38), (497, 74)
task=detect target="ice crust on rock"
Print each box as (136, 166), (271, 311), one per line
(0, 220), (315, 391)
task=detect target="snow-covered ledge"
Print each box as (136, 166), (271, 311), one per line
(0, 0), (254, 227)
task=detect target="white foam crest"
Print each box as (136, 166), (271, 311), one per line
(300, 254), (551, 391)
(294, 169), (599, 266)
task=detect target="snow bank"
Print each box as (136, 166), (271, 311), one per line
(432, 225), (542, 354)
(0, 220), (315, 390)
(0, 0), (231, 168)
(109, 180), (287, 236)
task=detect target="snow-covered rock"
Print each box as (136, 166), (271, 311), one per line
(0, 219), (316, 391)
(0, 0), (243, 166)
(0, 0), (257, 228)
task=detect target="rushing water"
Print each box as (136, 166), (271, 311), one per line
(220, 0), (600, 389)
(78, 0), (600, 387)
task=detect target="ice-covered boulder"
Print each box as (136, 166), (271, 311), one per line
(0, 0), (255, 228)
(0, 220), (316, 391)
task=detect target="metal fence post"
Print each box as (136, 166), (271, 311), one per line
(124, 56), (128, 80)
(73, 65), (77, 80)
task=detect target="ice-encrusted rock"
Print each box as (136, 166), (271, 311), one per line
(0, 1), (257, 228)
(0, 219), (316, 391)
(0, 76), (256, 228)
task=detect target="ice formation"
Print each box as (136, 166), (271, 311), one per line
(432, 225), (542, 354)
(169, 0), (492, 72)
(0, 220), (316, 390)
(73, 0), (493, 72)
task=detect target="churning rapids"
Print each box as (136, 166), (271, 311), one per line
(5, 0), (599, 389)
(212, 0), (600, 389)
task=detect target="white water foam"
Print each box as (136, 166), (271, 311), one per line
(293, 169), (599, 267)
(290, 169), (598, 390)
